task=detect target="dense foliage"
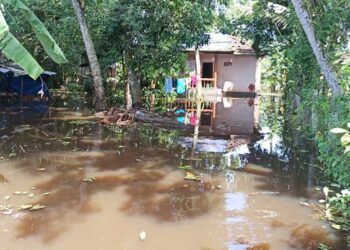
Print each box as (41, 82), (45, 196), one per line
(220, 1), (349, 244)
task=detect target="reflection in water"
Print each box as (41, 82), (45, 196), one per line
(0, 97), (347, 250)
(175, 97), (259, 136)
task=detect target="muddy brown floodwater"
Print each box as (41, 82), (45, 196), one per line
(0, 97), (347, 250)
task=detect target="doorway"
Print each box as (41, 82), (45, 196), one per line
(202, 62), (213, 78)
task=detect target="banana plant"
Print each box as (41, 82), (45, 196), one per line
(0, 0), (67, 79)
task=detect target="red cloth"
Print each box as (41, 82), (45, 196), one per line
(191, 76), (198, 87)
(190, 112), (197, 126)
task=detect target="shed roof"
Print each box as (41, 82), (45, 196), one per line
(0, 64), (56, 77)
(185, 32), (255, 55)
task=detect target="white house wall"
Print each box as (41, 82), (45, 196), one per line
(186, 53), (259, 93)
(216, 54), (257, 92)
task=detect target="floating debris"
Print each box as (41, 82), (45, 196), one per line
(12, 191), (27, 195)
(139, 231), (146, 241)
(0, 205), (12, 211)
(18, 205), (33, 210)
(36, 168), (47, 172)
(184, 172), (202, 181)
(4, 196), (11, 200)
(83, 176), (95, 183)
(299, 201), (311, 207)
(30, 204), (46, 211)
(0, 174), (8, 182)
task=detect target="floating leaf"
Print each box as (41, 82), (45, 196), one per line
(83, 176), (95, 183)
(318, 199), (326, 204)
(184, 172), (202, 181)
(4, 196), (11, 200)
(18, 204), (32, 210)
(30, 204), (46, 211)
(330, 128), (348, 134)
(36, 168), (46, 171)
(299, 201), (310, 207)
(42, 192), (50, 196)
(178, 165), (192, 171)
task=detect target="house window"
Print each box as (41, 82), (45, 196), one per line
(224, 62), (232, 67)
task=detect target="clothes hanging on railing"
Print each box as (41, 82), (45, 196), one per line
(164, 78), (173, 94)
(176, 78), (186, 94)
(191, 76), (198, 87)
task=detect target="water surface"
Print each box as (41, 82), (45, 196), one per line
(0, 97), (346, 250)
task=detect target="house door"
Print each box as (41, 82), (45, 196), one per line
(202, 63), (213, 78)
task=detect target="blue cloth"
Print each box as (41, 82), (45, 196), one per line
(176, 78), (186, 94)
(176, 117), (185, 123)
(175, 108), (185, 115)
(164, 78), (173, 94)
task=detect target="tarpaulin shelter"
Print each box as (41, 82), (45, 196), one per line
(0, 64), (56, 98)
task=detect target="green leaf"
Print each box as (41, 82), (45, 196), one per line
(344, 146), (350, 155)
(340, 133), (350, 145)
(178, 165), (192, 170)
(330, 128), (348, 134)
(0, 9), (44, 79)
(4, 0), (67, 64)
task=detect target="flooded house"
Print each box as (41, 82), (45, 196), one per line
(185, 32), (261, 96)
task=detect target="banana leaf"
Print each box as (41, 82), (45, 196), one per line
(0, 9), (44, 79)
(4, 0), (67, 64)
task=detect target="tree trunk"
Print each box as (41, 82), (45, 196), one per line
(291, 0), (343, 96)
(195, 46), (203, 99)
(127, 66), (141, 107)
(71, 0), (106, 110)
(125, 80), (132, 110)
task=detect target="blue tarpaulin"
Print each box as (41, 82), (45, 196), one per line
(0, 65), (55, 97)
(8, 75), (50, 97)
